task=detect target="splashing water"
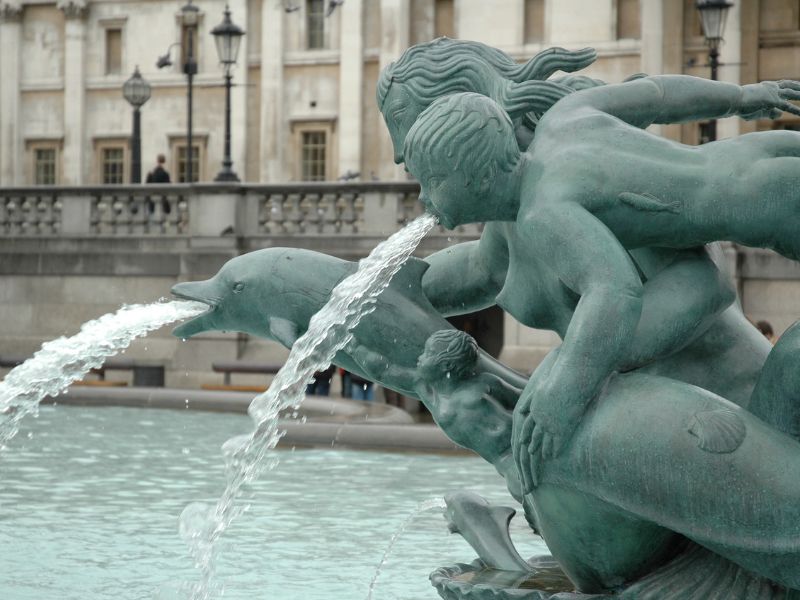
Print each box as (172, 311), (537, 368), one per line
(179, 214), (437, 599)
(366, 497), (447, 600)
(0, 300), (207, 448)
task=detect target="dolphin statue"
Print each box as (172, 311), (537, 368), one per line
(444, 491), (532, 572)
(171, 247), (527, 397)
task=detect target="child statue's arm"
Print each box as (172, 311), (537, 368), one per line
(550, 75), (800, 129)
(346, 342), (417, 392)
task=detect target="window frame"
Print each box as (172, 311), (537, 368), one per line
(26, 139), (63, 186)
(306, 0), (326, 50)
(292, 121), (336, 182)
(168, 135), (208, 183)
(94, 138), (129, 184)
(99, 18), (127, 78)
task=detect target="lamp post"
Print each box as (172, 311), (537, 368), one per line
(211, 5), (245, 182)
(182, 0), (199, 183)
(122, 66), (151, 184)
(696, 0), (733, 142)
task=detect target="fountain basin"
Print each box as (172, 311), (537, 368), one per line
(1, 405), (548, 599)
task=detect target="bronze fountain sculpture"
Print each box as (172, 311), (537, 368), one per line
(174, 39), (800, 599)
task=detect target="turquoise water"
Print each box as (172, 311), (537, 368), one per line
(0, 406), (547, 600)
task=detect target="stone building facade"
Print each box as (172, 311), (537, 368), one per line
(1, 0), (800, 381)
(2, 0), (800, 189)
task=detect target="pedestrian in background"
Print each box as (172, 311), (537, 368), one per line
(146, 154), (171, 183)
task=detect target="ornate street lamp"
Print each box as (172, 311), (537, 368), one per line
(211, 5), (245, 182)
(696, 0), (733, 142)
(182, 0), (199, 183)
(122, 66), (151, 184)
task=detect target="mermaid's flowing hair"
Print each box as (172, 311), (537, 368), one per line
(405, 93), (519, 195)
(377, 38), (601, 130)
(423, 329), (479, 379)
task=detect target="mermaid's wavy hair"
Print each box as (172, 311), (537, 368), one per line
(405, 93), (519, 191)
(423, 329), (479, 379)
(377, 38), (600, 131)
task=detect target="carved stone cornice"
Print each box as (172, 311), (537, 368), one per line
(57, 0), (88, 19)
(0, 1), (23, 23)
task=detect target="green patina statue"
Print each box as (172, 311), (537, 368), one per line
(376, 38), (800, 597)
(173, 38), (800, 599)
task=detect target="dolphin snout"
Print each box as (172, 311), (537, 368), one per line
(171, 279), (219, 339)
(171, 280), (217, 305)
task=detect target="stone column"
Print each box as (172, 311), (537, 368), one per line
(378, 0), (409, 180)
(0, 1), (23, 186)
(259, 0), (284, 182)
(717, 0), (742, 140)
(230, 0), (248, 181)
(58, 0), (88, 185)
(640, 0), (684, 141)
(338, 0), (363, 178)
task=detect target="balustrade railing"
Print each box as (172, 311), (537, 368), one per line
(0, 192), (62, 236)
(0, 182), (483, 240)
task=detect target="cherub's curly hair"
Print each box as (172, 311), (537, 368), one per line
(405, 93), (519, 190)
(377, 38), (600, 133)
(423, 329), (479, 379)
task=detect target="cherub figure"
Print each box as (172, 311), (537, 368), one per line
(349, 329), (524, 499)
(402, 81), (800, 492)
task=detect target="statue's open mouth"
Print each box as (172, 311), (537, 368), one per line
(171, 281), (218, 338)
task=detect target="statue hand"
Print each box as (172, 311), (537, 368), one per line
(740, 81), (800, 120)
(512, 377), (586, 495)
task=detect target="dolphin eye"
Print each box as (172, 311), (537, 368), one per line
(233, 282), (245, 293)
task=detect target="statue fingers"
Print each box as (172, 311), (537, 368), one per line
(517, 443), (534, 494)
(779, 100), (800, 117)
(530, 450), (542, 488)
(778, 87), (800, 101)
(778, 79), (800, 92)
(541, 432), (555, 460)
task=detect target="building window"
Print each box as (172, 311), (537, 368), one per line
(434, 0), (455, 38)
(176, 144), (201, 183)
(759, 0), (800, 32)
(101, 147), (125, 184)
(307, 0), (325, 49)
(684, 0), (704, 38)
(105, 28), (122, 75)
(698, 122), (714, 145)
(616, 0), (641, 40)
(524, 0), (544, 44)
(34, 148), (57, 185)
(301, 131), (327, 181)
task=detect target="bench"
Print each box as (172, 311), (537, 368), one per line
(202, 361), (283, 393)
(0, 356), (165, 387)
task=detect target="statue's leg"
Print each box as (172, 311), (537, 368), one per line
(748, 320), (800, 440)
(539, 371), (800, 592)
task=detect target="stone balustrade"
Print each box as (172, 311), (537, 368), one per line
(0, 182), (482, 240)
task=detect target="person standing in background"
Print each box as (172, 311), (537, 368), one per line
(146, 154), (171, 183)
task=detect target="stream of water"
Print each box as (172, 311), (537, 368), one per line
(178, 214), (437, 599)
(366, 496), (447, 600)
(0, 300), (206, 449)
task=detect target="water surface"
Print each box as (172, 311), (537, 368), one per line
(0, 406), (547, 600)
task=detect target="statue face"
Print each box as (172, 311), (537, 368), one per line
(418, 168), (480, 229)
(381, 85), (424, 164)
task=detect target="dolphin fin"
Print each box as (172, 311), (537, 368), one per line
(445, 491), (532, 573)
(619, 191), (682, 214)
(389, 257), (430, 297)
(489, 505), (517, 529)
(268, 317), (300, 347)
